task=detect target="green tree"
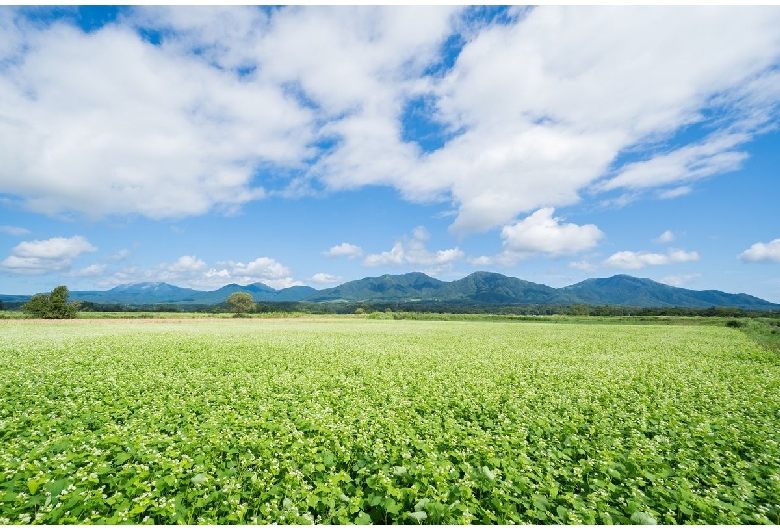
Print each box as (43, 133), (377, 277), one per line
(21, 286), (78, 319)
(226, 292), (255, 315)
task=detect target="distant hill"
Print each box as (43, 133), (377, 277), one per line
(1, 273), (777, 310)
(67, 282), (317, 306)
(306, 272), (445, 302)
(308, 272), (778, 309)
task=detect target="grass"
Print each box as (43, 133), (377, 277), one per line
(1, 318), (779, 524)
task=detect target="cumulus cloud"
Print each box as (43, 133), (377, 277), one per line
(0, 7), (777, 236)
(0, 235), (97, 274)
(738, 238), (780, 263)
(498, 208), (604, 263)
(655, 230), (676, 243)
(0, 12), (310, 220)
(423, 7), (780, 233)
(0, 225), (29, 236)
(323, 243), (364, 259)
(309, 272), (344, 284)
(164, 255), (207, 273)
(363, 226), (464, 269)
(603, 248), (700, 269)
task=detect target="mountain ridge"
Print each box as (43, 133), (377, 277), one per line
(1, 272), (777, 310)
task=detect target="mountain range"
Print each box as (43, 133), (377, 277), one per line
(1, 272), (778, 310)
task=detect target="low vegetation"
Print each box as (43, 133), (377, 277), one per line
(1, 319), (778, 524)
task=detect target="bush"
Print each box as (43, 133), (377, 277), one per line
(725, 319), (744, 328)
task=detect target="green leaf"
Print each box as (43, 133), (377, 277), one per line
(355, 512), (371, 524)
(191, 473), (208, 485)
(393, 466), (407, 476)
(27, 478), (42, 495)
(409, 511), (427, 522)
(414, 498), (430, 511)
(631, 511), (657, 525)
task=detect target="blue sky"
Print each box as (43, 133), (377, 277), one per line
(1, 6), (780, 302)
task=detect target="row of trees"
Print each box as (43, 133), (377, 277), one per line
(16, 288), (257, 318)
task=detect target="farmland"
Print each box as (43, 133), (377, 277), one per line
(1, 319), (779, 524)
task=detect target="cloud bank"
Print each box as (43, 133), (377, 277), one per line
(0, 6), (777, 240)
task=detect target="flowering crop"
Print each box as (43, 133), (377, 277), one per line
(1, 319), (779, 524)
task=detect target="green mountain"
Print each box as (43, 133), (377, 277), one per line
(305, 272), (445, 302)
(2, 273), (777, 310)
(561, 275), (775, 308)
(307, 272), (778, 309)
(67, 282), (317, 305)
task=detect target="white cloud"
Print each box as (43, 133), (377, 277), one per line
(1, 7), (779, 236)
(323, 242), (364, 259)
(660, 273), (701, 287)
(422, 7), (780, 233)
(95, 254), (301, 290)
(364, 242), (406, 267)
(658, 186), (692, 199)
(66, 263), (107, 277)
(0, 235), (97, 275)
(468, 255), (494, 266)
(655, 230), (676, 243)
(599, 132), (750, 192)
(603, 248), (700, 269)
(569, 260), (597, 271)
(0, 13), (312, 220)
(0, 225), (29, 236)
(364, 226), (464, 268)
(165, 255), (207, 273)
(309, 272), (344, 284)
(738, 238), (780, 263)
(498, 208), (604, 263)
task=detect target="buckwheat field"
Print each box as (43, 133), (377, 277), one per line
(1, 319), (778, 524)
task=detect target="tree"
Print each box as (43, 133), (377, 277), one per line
(21, 286), (78, 318)
(226, 292), (255, 315)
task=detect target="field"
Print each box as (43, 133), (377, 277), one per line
(1, 319), (779, 524)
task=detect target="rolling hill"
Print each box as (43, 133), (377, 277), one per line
(1, 273), (777, 310)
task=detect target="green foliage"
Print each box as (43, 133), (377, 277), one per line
(20, 286), (78, 319)
(225, 292), (255, 315)
(1, 320), (779, 524)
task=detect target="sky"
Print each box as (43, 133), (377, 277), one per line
(1, 5), (780, 302)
